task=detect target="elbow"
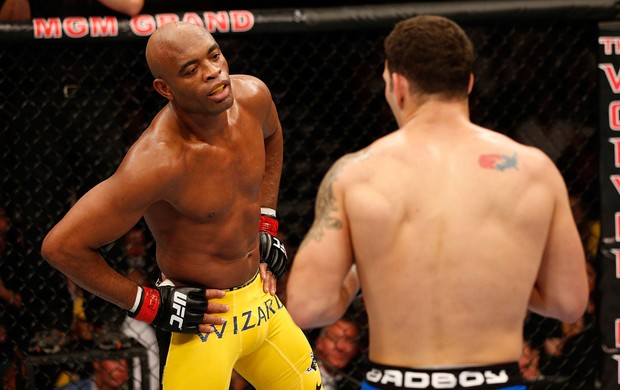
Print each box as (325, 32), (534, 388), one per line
(289, 310), (316, 331)
(554, 283), (589, 324)
(287, 293), (343, 330)
(287, 295), (333, 330)
(41, 231), (65, 269)
(559, 307), (586, 326)
(286, 296), (316, 330)
(561, 291), (589, 325)
(529, 284), (589, 324)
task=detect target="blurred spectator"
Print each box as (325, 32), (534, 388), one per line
(519, 340), (541, 381)
(119, 227), (159, 390)
(0, 0), (29, 20)
(0, 207), (24, 389)
(51, 277), (94, 388)
(570, 194), (600, 263)
(95, 0), (143, 16)
(0, 277), (21, 311)
(1, 0), (144, 20)
(230, 370), (253, 390)
(66, 278), (94, 346)
(55, 359), (129, 390)
(313, 317), (361, 390)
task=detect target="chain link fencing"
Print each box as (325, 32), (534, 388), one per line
(0, 13), (602, 390)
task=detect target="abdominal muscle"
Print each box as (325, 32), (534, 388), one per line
(156, 246), (261, 289)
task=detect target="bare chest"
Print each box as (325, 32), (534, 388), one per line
(169, 133), (265, 221)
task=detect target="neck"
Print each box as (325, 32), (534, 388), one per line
(399, 98), (470, 130)
(168, 102), (231, 142)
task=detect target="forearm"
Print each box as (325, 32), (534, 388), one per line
(260, 129), (283, 209)
(42, 242), (137, 310)
(288, 266), (359, 329)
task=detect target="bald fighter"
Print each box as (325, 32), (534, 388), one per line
(286, 15), (588, 390)
(42, 21), (321, 389)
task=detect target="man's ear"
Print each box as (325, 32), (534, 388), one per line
(468, 73), (474, 95)
(392, 72), (409, 110)
(153, 79), (173, 100)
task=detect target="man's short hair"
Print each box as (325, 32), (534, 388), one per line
(384, 15), (474, 99)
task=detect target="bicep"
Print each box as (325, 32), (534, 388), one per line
(297, 162), (354, 282)
(49, 164), (169, 250)
(295, 210), (354, 289)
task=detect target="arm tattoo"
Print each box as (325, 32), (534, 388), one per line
(301, 150), (370, 247)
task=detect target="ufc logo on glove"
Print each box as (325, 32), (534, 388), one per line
(129, 285), (208, 333)
(170, 291), (188, 329)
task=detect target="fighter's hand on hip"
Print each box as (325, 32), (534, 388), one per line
(258, 262), (277, 296)
(129, 286), (228, 334)
(199, 289), (228, 333)
(259, 231), (287, 279)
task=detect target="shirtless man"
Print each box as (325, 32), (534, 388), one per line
(286, 15), (588, 390)
(42, 21), (321, 389)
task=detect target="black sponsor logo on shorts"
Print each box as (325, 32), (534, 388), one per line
(365, 368), (509, 388)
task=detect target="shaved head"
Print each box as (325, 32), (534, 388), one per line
(143, 21), (232, 114)
(145, 22), (214, 79)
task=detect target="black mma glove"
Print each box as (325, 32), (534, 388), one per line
(128, 285), (207, 333)
(259, 209), (288, 279)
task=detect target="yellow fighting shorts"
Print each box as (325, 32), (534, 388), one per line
(162, 272), (322, 389)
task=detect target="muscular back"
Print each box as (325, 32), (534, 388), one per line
(341, 121), (581, 366)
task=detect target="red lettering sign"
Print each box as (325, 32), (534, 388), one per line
(611, 175), (620, 195)
(130, 15), (156, 36)
(63, 17), (88, 38)
(89, 16), (118, 37)
(181, 12), (205, 28)
(600, 36), (620, 55)
(610, 138), (620, 167)
(204, 11), (230, 32)
(155, 13), (180, 28)
(600, 64), (620, 94)
(230, 11), (254, 32)
(611, 249), (620, 278)
(612, 101), (620, 130)
(33, 18), (62, 39)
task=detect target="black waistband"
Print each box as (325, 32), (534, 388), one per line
(225, 269), (259, 292)
(364, 361), (523, 389)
